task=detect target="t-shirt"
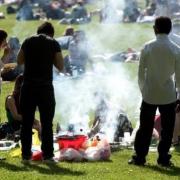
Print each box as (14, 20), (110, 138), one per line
(21, 34), (61, 87)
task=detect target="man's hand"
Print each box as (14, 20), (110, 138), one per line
(176, 99), (180, 113)
(3, 44), (11, 56)
(1, 44), (10, 63)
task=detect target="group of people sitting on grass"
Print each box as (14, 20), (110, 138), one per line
(5, 0), (91, 23)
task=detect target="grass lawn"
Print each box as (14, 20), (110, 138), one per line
(0, 2), (180, 180)
(0, 148), (180, 180)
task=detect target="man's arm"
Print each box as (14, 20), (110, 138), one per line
(0, 59), (4, 69)
(53, 52), (64, 72)
(138, 47), (147, 93)
(175, 49), (180, 95)
(1, 44), (10, 64)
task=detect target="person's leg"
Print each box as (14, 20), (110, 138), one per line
(20, 86), (36, 160)
(0, 87), (6, 160)
(130, 101), (157, 164)
(37, 86), (55, 159)
(158, 102), (176, 165)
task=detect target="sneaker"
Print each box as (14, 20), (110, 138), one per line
(21, 158), (31, 164)
(128, 155), (145, 166)
(0, 157), (6, 161)
(43, 157), (59, 164)
(157, 154), (173, 167)
(157, 161), (174, 167)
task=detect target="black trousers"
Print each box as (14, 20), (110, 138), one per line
(20, 84), (55, 159)
(134, 101), (176, 160)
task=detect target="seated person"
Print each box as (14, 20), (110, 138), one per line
(67, 30), (89, 75)
(123, 0), (140, 22)
(137, 3), (156, 23)
(60, 0), (91, 24)
(5, 74), (41, 139)
(153, 114), (180, 146)
(71, 0), (89, 21)
(45, 0), (65, 20)
(56, 27), (74, 50)
(99, 2), (121, 23)
(4, 37), (21, 64)
(145, 2), (156, 16)
(131, 113), (180, 146)
(88, 96), (133, 142)
(63, 26), (74, 36)
(1, 37), (23, 81)
(16, 0), (34, 20)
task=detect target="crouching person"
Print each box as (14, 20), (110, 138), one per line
(5, 74), (41, 140)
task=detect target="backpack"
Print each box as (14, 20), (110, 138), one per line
(0, 122), (14, 140)
(114, 113), (133, 142)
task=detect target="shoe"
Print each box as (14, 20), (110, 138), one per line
(157, 154), (173, 167)
(0, 157), (6, 160)
(21, 158), (31, 164)
(43, 157), (59, 164)
(157, 160), (174, 167)
(128, 155), (145, 166)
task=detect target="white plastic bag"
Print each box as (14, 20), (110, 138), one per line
(59, 148), (84, 161)
(85, 138), (111, 161)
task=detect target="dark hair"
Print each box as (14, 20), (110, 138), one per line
(0, 29), (7, 45)
(37, 22), (54, 37)
(154, 16), (172, 34)
(64, 27), (74, 36)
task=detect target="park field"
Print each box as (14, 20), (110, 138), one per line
(0, 2), (180, 180)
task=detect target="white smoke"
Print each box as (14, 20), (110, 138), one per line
(53, 0), (142, 142)
(53, 60), (140, 141)
(100, 0), (125, 23)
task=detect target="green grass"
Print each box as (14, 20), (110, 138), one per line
(0, 2), (180, 180)
(0, 149), (180, 180)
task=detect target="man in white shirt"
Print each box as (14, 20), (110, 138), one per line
(129, 17), (180, 167)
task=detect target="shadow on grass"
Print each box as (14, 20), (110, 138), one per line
(144, 164), (180, 177)
(62, 159), (113, 164)
(0, 160), (85, 176)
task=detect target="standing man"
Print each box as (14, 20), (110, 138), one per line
(128, 17), (180, 167)
(17, 22), (63, 162)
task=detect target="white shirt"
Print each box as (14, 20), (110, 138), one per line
(138, 34), (180, 104)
